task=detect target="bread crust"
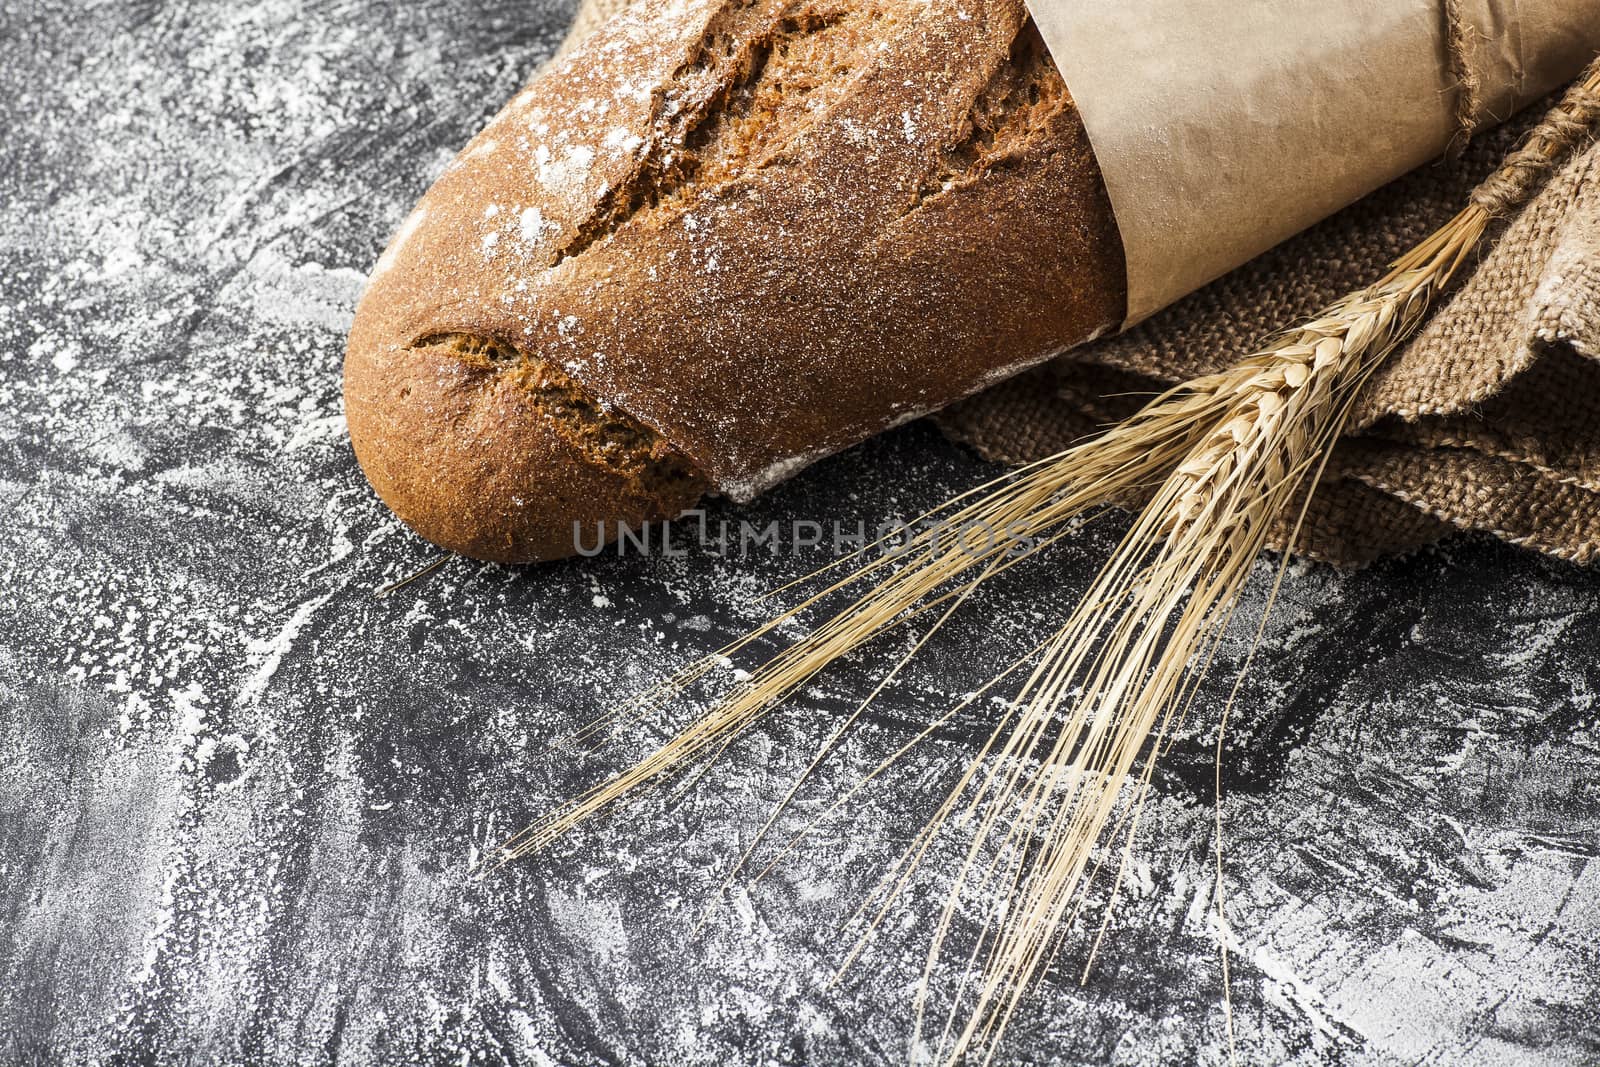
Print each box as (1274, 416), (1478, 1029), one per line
(344, 0), (1124, 561)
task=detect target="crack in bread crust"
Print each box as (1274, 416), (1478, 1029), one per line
(905, 21), (1068, 217)
(547, 0), (890, 266)
(415, 333), (707, 499)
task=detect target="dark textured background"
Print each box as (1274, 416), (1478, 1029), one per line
(2, 1), (1598, 1064)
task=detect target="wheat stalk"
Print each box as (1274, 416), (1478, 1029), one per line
(914, 225), (1470, 1065)
(497, 59), (1600, 1062)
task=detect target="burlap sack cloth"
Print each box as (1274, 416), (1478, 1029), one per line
(560, 3), (1600, 566)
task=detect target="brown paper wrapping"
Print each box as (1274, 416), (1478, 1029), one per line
(1025, 0), (1600, 326)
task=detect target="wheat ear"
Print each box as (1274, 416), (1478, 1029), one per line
(918, 204), (1481, 1067)
(498, 58), (1600, 1059)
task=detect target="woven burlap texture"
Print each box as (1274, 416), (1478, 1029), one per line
(559, 2), (1600, 566)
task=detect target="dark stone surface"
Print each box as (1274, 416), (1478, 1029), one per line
(2, 1), (1597, 1064)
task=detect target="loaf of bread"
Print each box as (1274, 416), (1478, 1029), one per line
(344, 0), (1125, 562)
